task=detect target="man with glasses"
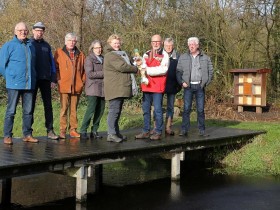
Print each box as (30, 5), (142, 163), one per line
(0, 22), (38, 144)
(135, 34), (169, 140)
(31, 22), (59, 140)
(54, 33), (85, 139)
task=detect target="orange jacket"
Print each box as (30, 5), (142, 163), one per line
(54, 47), (85, 94)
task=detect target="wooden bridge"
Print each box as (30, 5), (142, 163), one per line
(0, 126), (265, 206)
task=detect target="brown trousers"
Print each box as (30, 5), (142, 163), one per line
(60, 93), (80, 132)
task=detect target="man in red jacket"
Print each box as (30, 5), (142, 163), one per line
(135, 34), (169, 140)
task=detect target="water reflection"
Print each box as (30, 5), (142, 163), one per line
(170, 181), (181, 201)
(76, 203), (86, 210)
(5, 162), (280, 210)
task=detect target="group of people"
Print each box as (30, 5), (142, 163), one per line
(0, 21), (213, 145)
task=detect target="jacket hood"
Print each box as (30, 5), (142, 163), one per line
(13, 35), (30, 44)
(62, 45), (81, 57)
(103, 44), (122, 55)
(30, 37), (45, 43)
(188, 49), (205, 56)
(103, 44), (114, 54)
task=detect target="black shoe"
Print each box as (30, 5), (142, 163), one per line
(179, 131), (188, 137)
(90, 132), (102, 139)
(117, 133), (127, 141)
(199, 130), (209, 137)
(107, 134), (122, 143)
(80, 133), (88, 139)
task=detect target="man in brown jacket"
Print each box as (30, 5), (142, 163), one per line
(54, 33), (85, 139)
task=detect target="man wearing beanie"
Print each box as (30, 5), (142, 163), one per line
(31, 22), (59, 140)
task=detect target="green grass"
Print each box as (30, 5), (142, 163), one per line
(0, 102), (143, 137)
(0, 102), (280, 175)
(218, 121), (280, 176)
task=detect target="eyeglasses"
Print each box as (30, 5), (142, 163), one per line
(34, 29), (44, 32)
(17, 30), (28, 32)
(67, 40), (77, 42)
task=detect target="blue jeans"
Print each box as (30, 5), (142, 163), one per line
(107, 98), (124, 135)
(166, 93), (176, 119)
(4, 89), (34, 137)
(181, 84), (205, 132)
(142, 92), (163, 134)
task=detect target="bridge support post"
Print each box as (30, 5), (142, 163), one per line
(171, 152), (185, 181)
(1, 178), (12, 206)
(75, 166), (88, 202)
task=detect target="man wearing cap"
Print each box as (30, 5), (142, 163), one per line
(0, 22), (38, 144)
(31, 22), (59, 140)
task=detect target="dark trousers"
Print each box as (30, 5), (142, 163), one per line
(107, 98), (124, 135)
(32, 80), (54, 132)
(80, 96), (105, 133)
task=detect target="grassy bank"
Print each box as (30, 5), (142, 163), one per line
(0, 102), (279, 175)
(218, 121), (280, 176)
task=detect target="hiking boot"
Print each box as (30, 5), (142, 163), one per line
(117, 133), (127, 141)
(90, 132), (102, 139)
(149, 129), (156, 135)
(3, 137), (13, 145)
(135, 132), (150, 139)
(59, 131), (66, 139)
(80, 133), (88, 139)
(23, 135), (39, 143)
(179, 131), (188, 137)
(150, 133), (161, 140)
(165, 129), (175, 136)
(70, 130), (80, 138)
(165, 117), (174, 136)
(47, 130), (59, 140)
(107, 134), (122, 143)
(199, 130), (209, 137)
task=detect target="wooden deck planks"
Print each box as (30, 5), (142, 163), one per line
(0, 126), (265, 179)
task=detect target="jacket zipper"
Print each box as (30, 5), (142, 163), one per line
(24, 43), (29, 89)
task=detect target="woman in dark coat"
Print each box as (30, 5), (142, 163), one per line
(80, 40), (105, 139)
(103, 34), (139, 143)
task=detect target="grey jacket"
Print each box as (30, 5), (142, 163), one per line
(84, 53), (104, 97)
(176, 50), (213, 88)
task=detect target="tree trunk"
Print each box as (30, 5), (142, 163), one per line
(73, 0), (84, 49)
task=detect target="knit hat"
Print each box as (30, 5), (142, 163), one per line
(33, 22), (45, 30)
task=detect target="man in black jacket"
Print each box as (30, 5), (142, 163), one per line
(31, 22), (59, 140)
